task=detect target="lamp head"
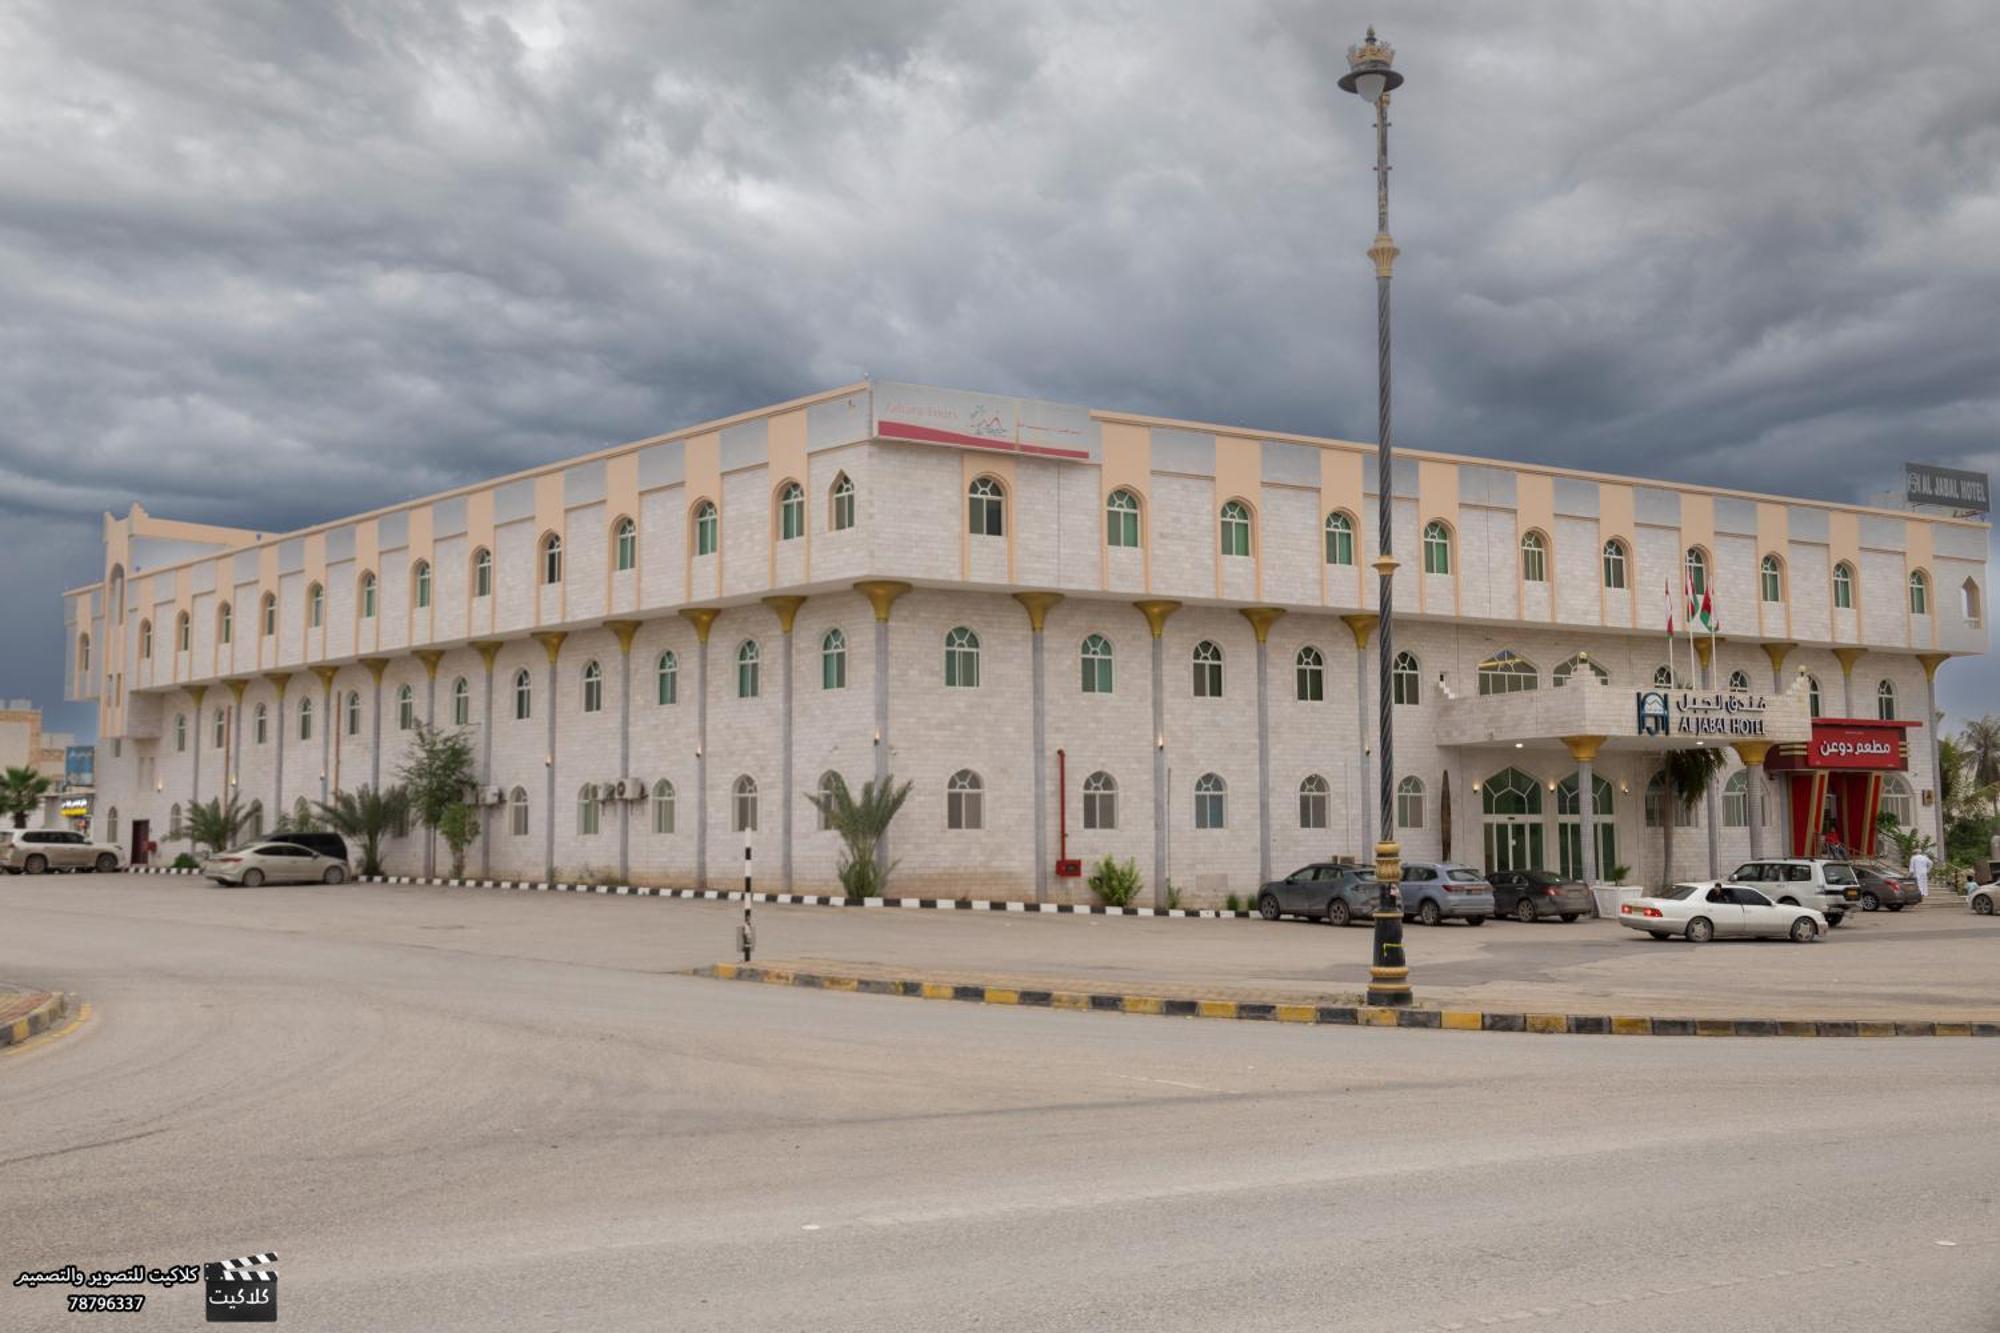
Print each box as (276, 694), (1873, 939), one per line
(1337, 26), (1403, 103)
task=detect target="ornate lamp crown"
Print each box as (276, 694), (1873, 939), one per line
(1346, 26), (1395, 73)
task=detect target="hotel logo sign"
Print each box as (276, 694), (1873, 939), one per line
(1636, 691), (1670, 736)
(1636, 690), (1767, 738)
(1905, 462), (1990, 514)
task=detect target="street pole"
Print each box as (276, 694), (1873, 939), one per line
(1340, 28), (1411, 1007)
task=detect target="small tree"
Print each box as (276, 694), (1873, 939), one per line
(1087, 855), (1142, 907)
(438, 802), (479, 879)
(1, 765), (53, 829)
(181, 794), (255, 857)
(804, 772), (914, 901)
(275, 796), (321, 835)
(396, 723), (478, 876)
(315, 785), (410, 877)
(1655, 748), (1727, 887)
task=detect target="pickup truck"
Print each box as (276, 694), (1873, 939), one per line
(1723, 859), (1860, 927)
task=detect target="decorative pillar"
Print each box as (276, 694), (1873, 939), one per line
(1693, 637), (1719, 878)
(760, 599), (806, 894)
(470, 642), (503, 877)
(1241, 607), (1286, 886)
(414, 649), (445, 876)
(605, 621), (643, 885)
(1919, 654), (1950, 851)
(855, 582), (912, 881)
(532, 632), (567, 884)
(266, 673), (291, 827)
(1833, 647), (1864, 718)
(679, 608), (722, 889)
(1014, 592), (1064, 901)
(188, 684), (208, 806)
(1761, 642), (1795, 694)
(224, 679), (248, 811)
(1732, 740), (1773, 860)
(1342, 614), (1379, 864)
(1134, 600), (1182, 908)
(1562, 735), (1607, 884)
(310, 666), (337, 807)
(360, 658), (390, 791)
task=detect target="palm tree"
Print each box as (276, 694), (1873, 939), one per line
(181, 794), (255, 857)
(0, 766), (53, 829)
(314, 785), (411, 877)
(1960, 715), (2000, 809)
(804, 773), (914, 901)
(1655, 748), (1727, 887)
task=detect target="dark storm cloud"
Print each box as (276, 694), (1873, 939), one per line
(4, 0), (1998, 736)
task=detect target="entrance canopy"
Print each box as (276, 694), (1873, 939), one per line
(1436, 672), (1812, 757)
(1766, 717), (1917, 859)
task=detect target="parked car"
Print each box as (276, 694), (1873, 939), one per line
(1618, 883), (1825, 943)
(202, 842), (350, 887)
(1396, 861), (1493, 926)
(1724, 859), (1859, 927)
(268, 831), (350, 865)
(1850, 861), (1922, 912)
(1487, 868), (1593, 923)
(1971, 884), (1997, 916)
(0, 829), (125, 875)
(1257, 862), (1378, 924)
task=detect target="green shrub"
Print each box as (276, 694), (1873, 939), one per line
(1224, 893), (1243, 914)
(172, 853), (199, 870)
(1087, 855), (1141, 907)
(1164, 881), (1183, 911)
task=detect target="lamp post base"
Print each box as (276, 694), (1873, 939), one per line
(1368, 839), (1411, 1006)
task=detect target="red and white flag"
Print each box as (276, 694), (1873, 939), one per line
(1663, 577), (1675, 634)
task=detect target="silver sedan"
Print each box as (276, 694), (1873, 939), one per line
(1617, 882), (1825, 943)
(202, 842), (350, 887)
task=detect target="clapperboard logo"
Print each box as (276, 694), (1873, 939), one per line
(204, 1252), (278, 1322)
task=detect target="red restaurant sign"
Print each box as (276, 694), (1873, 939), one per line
(1807, 722), (1908, 770)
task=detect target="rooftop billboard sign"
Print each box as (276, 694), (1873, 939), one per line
(1905, 462), (1989, 514)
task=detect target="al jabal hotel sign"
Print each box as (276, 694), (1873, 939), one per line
(1636, 689), (1769, 738)
(873, 382), (1102, 462)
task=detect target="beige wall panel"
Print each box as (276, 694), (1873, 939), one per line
(1679, 492), (1714, 560)
(1214, 434), (1262, 600)
(1100, 422), (1151, 590)
(768, 409), (809, 586)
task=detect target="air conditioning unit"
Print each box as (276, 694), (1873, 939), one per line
(623, 777), (649, 801)
(484, 786), (508, 806)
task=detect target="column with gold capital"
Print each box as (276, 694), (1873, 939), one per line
(761, 598), (806, 893)
(605, 621), (643, 885)
(679, 609), (721, 889)
(1015, 592), (1063, 901)
(855, 583), (911, 881)
(1134, 600), (1181, 908)
(532, 632), (567, 884)
(1241, 607), (1286, 887)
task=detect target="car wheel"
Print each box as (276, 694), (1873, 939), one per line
(1464, 916), (1485, 927)
(1257, 893), (1281, 921)
(24, 854), (47, 875)
(1886, 903), (1903, 912)
(1974, 894), (1995, 916)
(1827, 912), (1845, 928)
(1513, 898), (1537, 924)
(1648, 931), (1672, 941)
(1778, 896), (1799, 907)
(95, 852), (118, 873)
(1789, 917), (1818, 943)
(1685, 916), (1714, 944)
(1559, 913), (1580, 923)
(1861, 892), (1880, 912)
(241, 868), (265, 888)
(1417, 899), (1442, 927)
(1325, 898), (1351, 927)
(323, 865), (347, 884)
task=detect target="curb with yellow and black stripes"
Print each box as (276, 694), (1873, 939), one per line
(694, 964), (2000, 1038)
(0, 991), (73, 1049)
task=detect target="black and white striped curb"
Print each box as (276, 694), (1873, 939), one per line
(127, 863), (1252, 918)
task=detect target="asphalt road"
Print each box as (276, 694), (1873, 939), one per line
(3, 874), (1998, 1332)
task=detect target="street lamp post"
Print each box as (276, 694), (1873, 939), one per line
(1339, 28), (1411, 1007)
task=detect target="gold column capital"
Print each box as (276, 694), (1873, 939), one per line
(531, 631), (568, 665)
(264, 672), (292, 699)
(1731, 740), (1774, 767)
(1917, 652), (1950, 682)
(854, 581), (913, 623)
(470, 640), (504, 672)
(1012, 591), (1064, 633)
(1692, 638), (1715, 670)
(760, 597), (806, 635)
(1561, 734), (1608, 764)
(678, 607), (722, 643)
(1760, 642), (1796, 675)
(187, 684), (209, 707)
(603, 620), (644, 655)
(1831, 646), (1864, 676)
(359, 657), (391, 684)
(414, 649), (446, 679)
(1341, 613), (1379, 650)
(1132, 599), (1183, 639)
(309, 665), (339, 691)
(1368, 230), (1400, 278)
(1371, 553), (1400, 578)
(1238, 606), (1286, 644)
(223, 678), (249, 703)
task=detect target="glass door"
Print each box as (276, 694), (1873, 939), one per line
(1486, 820), (1545, 874)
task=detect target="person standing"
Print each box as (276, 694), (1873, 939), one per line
(1908, 848), (1932, 899)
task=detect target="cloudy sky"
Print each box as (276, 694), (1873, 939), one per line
(5, 0), (1997, 741)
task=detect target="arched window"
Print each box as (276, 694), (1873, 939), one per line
(1396, 776), (1425, 829)
(1877, 679), (1897, 721)
(777, 483), (805, 541)
(169, 803), (183, 838)
(657, 650), (678, 705)
(176, 611), (191, 652)
(1880, 775), (1915, 829)
(1106, 489), (1141, 547)
(253, 703), (268, 744)
(1653, 664), (1675, 688)
(613, 516), (637, 571)
(1477, 652), (1538, 696)
(1298, 775), (1330, 829)
(694, 500), (718, 555)
(1832, 561), (1854, 610)
(1192, 640), (1223, 698)
(513, 669), (532, 721)
(947, 769), (985, 830)
(308, 583), (324, 628)
(299, 695), (313, 741)
(261, 592), (278, 636)
(1806, 674), (1822, 719)
(822, 629), (847, 690)
(944, 627), (980, 688)
(1422, 521), (1452, 575)
(139, 619), (153, 659)
(106, 806), (119, 846)
(1760, 554), (1783, 603)
(345, 690), (362, 736)
(1392, 651), (1420, 705)
(212, 709), (226, 749)
(581, 660), (603, 714)
(1325, 512), (1355, 566)
(78, 633), (90, 675)
(359, 572), (377, 619)
(816, 772), (840, 831)
(1644, 771), (1699, 829)
(1083, 771), (1117, 830)
(1194, 773), (1227, 829)
(1601, 539), (1628, 590)
(733, 775), (759, 832)
(1219, 500), (1252, 557)
(174, 713), (187, 752)
(451, 677), (470, 726)
(1553, 654), (1608, 687)
(968, 477), (1005, 537)
(1685, 547), (1709, 598)
(1727, 669), (1751, 692)
(218, 602), (233, 644)
(472, 548), (492, 599)
(1295, 646), (1325, 701)
(737, 640), (761, 698)
(830, 473), (856, 531)
(578, 784), (600, 836)
(1520, 530), (1548, 583)
(540, 533), (563, 585)
(1909, 569), (1930, 615)
(1481, 767), (1542, 818)
(1722, 771), (1753, 828)
(1964, 578), (1983, 625)
(413, 561), (431, 609)
(396, 684), (415, 731)
(1080, 634), (1113, 694)
(651, 779), (676, 834)
(510, 786), (529, 837)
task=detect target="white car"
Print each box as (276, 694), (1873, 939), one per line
(1972, 884), (1997, 916)
(1618, 883), (1826, 943)
(0, 829), (125, 874)
(201, 842), (350, 887)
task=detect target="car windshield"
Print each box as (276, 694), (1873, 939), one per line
(1823, 864), (1859, 886)
(1658, 885), (1701, 900)
(1443, 868), (1485, 883)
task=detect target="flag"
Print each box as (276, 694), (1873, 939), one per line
(1698, 588), (1717, 632)
(1663, 577), (1675, 634)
